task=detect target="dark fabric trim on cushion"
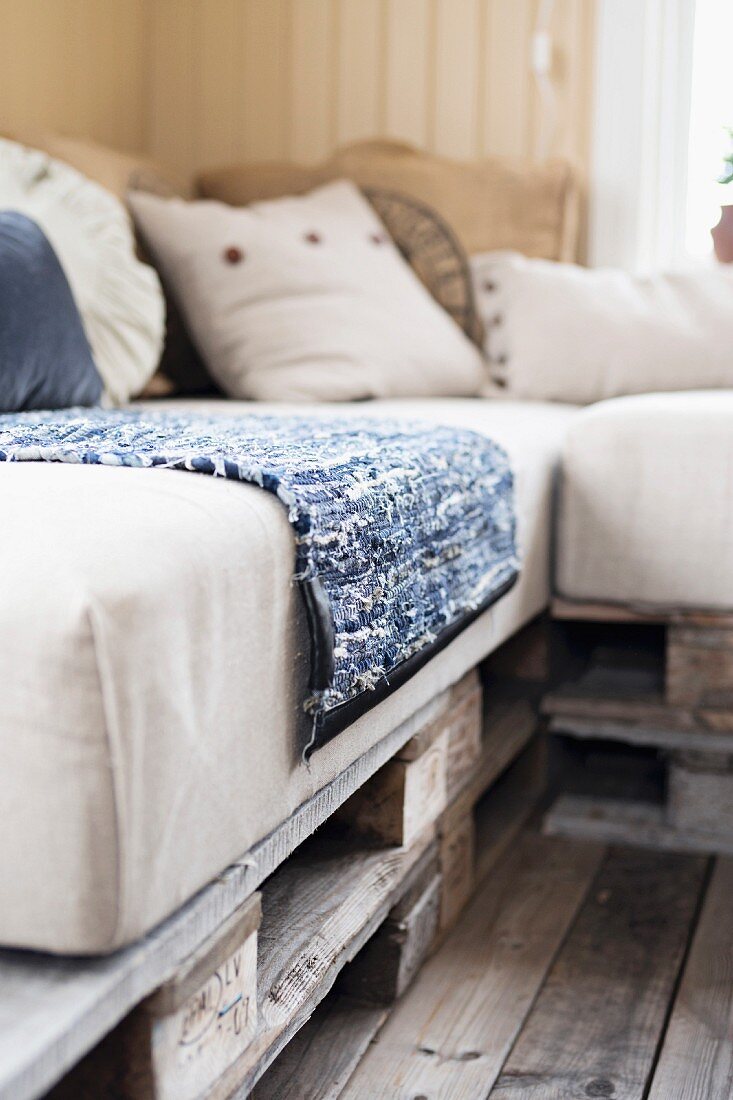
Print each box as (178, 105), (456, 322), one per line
(308, 572), (517, 754)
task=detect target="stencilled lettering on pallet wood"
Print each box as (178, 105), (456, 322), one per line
(47, 895), (262, 1100)
(150, 928), (258, 1100)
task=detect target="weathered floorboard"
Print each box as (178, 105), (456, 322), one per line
(491, 846), (708, 1099)
(339, 831), (604, 1098)
(648, 858), (733, 1100)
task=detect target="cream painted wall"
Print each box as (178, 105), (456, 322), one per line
(0, 0), (149, 152)
(148, 0), (596, 177)
(0, 0), (594, 178)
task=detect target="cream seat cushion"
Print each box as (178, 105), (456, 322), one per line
(556, 391), (733, 610)
(0, 397), (576, 954)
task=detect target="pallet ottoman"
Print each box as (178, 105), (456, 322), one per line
(544, 391), (733, 853)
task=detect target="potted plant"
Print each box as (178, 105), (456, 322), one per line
(712, 128), (733, 261)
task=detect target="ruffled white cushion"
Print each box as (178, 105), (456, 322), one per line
(0, 138), (164, 404)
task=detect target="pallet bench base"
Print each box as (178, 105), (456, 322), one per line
(50, 896), (262, 1100)
(545, 794), (733, 856)
(544, 599), (733, 854)
(43, 664), (541, 1100)
(254, 734), (547, 1100)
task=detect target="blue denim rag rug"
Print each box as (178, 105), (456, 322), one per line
(0, 408), (519, 753)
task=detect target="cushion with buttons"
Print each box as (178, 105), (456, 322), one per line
(129, 180), (487, 402)
(471, 250), (733, 403)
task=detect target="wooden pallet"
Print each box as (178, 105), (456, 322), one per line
(51, 828), (436, 1100)
(253, 736), (547, 1099)
(36, 667), (539, 1100)
(544, 599), (733, 853)
(0, 687), (452, 1100)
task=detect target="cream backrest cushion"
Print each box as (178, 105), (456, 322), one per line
(472, 251), (733, 403)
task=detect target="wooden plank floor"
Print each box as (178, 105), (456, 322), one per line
(296, 829), (732, 1100)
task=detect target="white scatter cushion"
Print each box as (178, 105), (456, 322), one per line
(472, 251), (733, 404)
(129, 181), (486, 402)
(0, 137), (164, 404)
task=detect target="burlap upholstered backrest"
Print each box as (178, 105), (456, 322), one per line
(198, 139), (580, 263)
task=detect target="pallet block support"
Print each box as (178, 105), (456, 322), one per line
(50, 895), (262, 1100)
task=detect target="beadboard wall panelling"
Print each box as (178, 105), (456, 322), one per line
(484, 0), (534, 157)
(0, 0), (594, 179)
(384, 0), (431, 148)
(148, 0), (197, 179)
(146, 0), (596, 179)
(336, 0), (384, 145)
(433, 0), (481, 158)
(291, 0), (337, 160)
(0, 0), (148, 152)
(540, 0), (595, 167)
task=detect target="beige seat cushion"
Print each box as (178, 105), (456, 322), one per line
(198, 139), (580, 262)
(0, 397), (576, 954)
(556, 391), (733, 611)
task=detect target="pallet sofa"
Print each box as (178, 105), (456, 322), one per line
(0, 394), (563, 1100)
(0, 138), (730, 1100)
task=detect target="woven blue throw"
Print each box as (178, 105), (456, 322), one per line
(0, 408), (519, 752)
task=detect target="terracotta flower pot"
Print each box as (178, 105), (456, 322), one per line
(711, 204), (733, 262)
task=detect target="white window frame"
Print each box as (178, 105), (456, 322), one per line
(588, 0), (696, 272)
